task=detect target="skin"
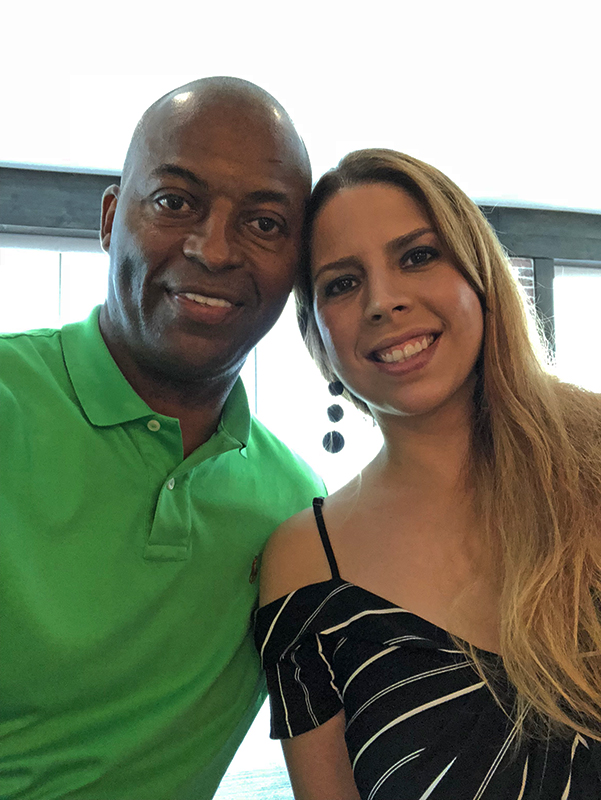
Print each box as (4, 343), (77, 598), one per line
(311, 183), (484, 424)
(260, 183), (497, 799)
(99, 78), (311, 456)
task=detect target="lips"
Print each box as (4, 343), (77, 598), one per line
(166, 286), (244, 325)
(169, 287), (243, 308)
(177, 291), (235, 308)
(369, 331), (440, 364)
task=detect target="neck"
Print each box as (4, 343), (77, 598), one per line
(374, 393), (474, 492)
(132, 373), (237, 459)
(99, 314), (239, 458)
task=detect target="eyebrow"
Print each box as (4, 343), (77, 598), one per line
(244, 190), (291, 208)
(385, 227), (435, 256)
(150, 165), (291, 207)
(313, 227), (435, 280)
(151, 164), (209, 188)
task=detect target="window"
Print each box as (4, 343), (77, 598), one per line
(553, 262), (601, 392)
(0, 244), (109, 332)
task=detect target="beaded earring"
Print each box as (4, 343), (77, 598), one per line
(322, 380), (345, 453)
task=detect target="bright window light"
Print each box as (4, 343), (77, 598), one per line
(554, 265), (601, 392)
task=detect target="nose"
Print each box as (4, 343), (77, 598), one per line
(182, 212), (240, 272)
(364, 271), (410, 323)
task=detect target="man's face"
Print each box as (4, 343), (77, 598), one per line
(101, 103), (309, 386)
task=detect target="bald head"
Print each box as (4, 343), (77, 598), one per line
(99, 76), (312, 394)
(122, 77), (311, 190)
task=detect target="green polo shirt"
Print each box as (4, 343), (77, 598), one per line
(0, 307), (324, 800)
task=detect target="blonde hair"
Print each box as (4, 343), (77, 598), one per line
(296, 149), (601, 740)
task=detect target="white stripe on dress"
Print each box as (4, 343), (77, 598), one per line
(352, 681), (486, 769)
(291, 647), (319, 727)
(384, 635), (430, 646)
(343, 645), (401, 695)
(321, 607), (412, 636)
(346, 660), (472, 729)
(283, 583), (352, 655)
(472, 705), (531, 800)
(472, 719), (522, 800)
(516, 756), (529, 800)
(316, 633), (343, 702)
(418, 756), (458, 800)
(276, 661), (293, 737)
(561, 733), (588, 800)
(260, 590), (296, 662)
(333, 636), (348, 657)
(366, 748), (425, 800)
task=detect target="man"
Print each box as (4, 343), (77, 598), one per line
(0, 78), (323, 799)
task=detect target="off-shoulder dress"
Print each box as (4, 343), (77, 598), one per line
(254, 498), (601, 799)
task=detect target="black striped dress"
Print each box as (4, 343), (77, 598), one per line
(254, 499), (601, 799)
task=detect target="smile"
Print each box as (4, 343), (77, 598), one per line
(372, 334), (437, 364)
(168, 289), (244, 326)
(179, 291), (234, 308)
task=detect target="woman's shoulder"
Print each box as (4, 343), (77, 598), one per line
(259, 500), (333, 607)
(259, 474), (366, 607)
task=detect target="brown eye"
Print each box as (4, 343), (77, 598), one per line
(249, 216), (283, 236)
(402, 246), (439, 268)
(156, 194), (190, 212)
(325, 276), (358, 297)
(256, 217), (277, 232)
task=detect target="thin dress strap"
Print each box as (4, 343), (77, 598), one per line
(312, 497), (341, 580)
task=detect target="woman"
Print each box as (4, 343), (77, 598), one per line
(254, 150), (601, 799)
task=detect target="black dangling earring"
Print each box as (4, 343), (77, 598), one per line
(323, 381), (345, 453)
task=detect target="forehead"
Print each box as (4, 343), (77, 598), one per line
(133, 104), (308, 200)
(313, 183), (431, 259)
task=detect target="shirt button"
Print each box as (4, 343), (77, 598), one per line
(147, 419), (161, 432)
(166, 478), (175, 490)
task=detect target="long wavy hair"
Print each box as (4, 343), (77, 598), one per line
(296, 148), (601, 741)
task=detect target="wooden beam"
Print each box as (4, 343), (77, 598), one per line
(0, 165), (120, 239)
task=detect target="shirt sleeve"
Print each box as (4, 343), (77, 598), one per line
(265, 632), (343, 739)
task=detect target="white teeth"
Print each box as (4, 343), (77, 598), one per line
(181, 292), (232, 308)
(376, 334), (435, 363)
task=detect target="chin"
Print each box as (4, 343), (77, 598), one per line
(369, 384), (475, 423)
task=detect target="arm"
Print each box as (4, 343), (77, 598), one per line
(259, 510), (361, 799)
(282, 710), (361, 800)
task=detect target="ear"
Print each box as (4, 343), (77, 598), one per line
(100, 185), (120, 252)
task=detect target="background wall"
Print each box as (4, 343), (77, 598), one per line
(2, 0), (599, 212)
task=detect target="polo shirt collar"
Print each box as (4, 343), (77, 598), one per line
(218, 376), (251, 449)
(62, 307), (251, 447)
(62, 307), (151, 426)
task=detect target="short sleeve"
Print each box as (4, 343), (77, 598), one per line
(254, 587), (345, 740)
(265, 632), (343, 739)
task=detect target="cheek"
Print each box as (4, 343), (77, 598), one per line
(314, 306), (336, 358)
(258, 272), (295, 309)
(114, 217), (157, 280)
(315, 306), (353, 372)
(454, 285), (484, 356)
(254, 247), (298, 295)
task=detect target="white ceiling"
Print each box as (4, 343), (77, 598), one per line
(2, 0), (599, 212)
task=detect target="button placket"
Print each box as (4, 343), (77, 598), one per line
(144, 471), (191, 561)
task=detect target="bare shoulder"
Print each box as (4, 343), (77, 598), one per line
(259, 503), (333, 607)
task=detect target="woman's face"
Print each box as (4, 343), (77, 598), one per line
(310, 182), (484, 421)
